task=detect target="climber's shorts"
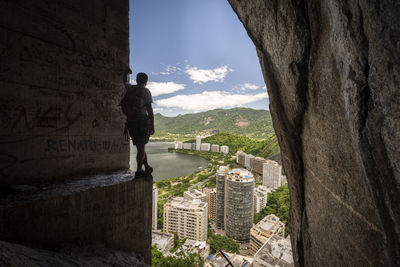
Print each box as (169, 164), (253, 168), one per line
(126, 116), (150, 145)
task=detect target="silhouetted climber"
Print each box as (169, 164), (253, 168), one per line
(121, 68), (155, 177)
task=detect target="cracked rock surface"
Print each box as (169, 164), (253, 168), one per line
(228, 0), (400, 266)
(0, 241), (148, 267)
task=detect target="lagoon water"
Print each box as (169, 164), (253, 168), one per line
(129, 142), (209, 182)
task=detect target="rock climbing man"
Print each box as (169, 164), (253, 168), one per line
(121, 68), (155, 177)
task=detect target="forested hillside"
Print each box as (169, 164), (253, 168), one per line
(154, 107), (274, 139)
(187, 132), (280, 158)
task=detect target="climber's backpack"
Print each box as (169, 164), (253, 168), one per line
(120, 85), (143, 119)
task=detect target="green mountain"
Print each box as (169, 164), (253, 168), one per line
(154, 107), (274, 139)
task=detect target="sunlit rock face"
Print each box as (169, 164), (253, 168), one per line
(228, 0), (400, 266)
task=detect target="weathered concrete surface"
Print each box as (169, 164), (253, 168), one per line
(0, 0), (153, 265)
(0, 241), (148, 267)
(0, 0), (130, 186)
(0, 171), (153, 264)
(228, 0), (400, 266)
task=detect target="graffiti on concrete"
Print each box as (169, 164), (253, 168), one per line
(46, 138), (128, 153)
(0, 103), (82, 135)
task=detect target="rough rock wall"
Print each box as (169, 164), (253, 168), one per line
(0, 0), (129, 186)
(228, 0), (400, 266)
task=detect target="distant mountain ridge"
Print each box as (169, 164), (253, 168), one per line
(154, 107), (274, 139)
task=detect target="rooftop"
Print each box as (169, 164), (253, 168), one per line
(166, 197), (208, 211)
(182, 239), (207, 251)
(185, 189), (206, 199)
(263, 160), (280, 166)
(206, 251), (253, 267)
(254, 185), (269, 194)
(227, 168), (254, 182)
(251, 214), (285, 240)
(152, 231), (173, 249)
(253, 234), (294, 267)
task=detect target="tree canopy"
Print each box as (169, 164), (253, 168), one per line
(152, 246), (204, 267)
(254, 185), (290, 235)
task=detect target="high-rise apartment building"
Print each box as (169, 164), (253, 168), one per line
(236, 151), (245, 165)
(163, 197), (208, 241)
(253, 157), (268, 175)
(196, 136), (202, 151)
(236, 151), (241, 163)
(200, 143), (211, 151)
(250, 156), (255, 169)
(225, 169), (254, 242)
(249, 214), (285, 255)
(220, 145), (229, 154)
(211, 144), (220, 153)
(216, 166), (229, 228)
(244, 154), (255, 170)
(152, 186), (158, 230)
(184, 189), (207, 203)
(203, 188), (217, 220)
(254, 185), (268, 214)
(183, 143), (192, 150)
(175, 141), (183, 149)
(262, 160), (282, 189)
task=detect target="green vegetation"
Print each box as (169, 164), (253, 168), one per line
(207, 224), (239, 254)
(203, 176), (216, 188)
(152, 246), (204, 267)
(153, 107), (274, 139)
(199, 132), (280, 158)
(155, 166), (212, 199)
(157, 199), (167, 230)
(170, 232), (187, 253)
(254, 185), (290, 235)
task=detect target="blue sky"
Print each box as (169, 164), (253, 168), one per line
(129, 0), (269, 116)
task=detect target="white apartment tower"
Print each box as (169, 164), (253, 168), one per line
(196, 136), (202, 151)
(183, 143), (192, 150)
(254, 185), (268, 214)
(163, 197), (208, 241)
(220, 145), (229, 154)
(262, 160), (282, 189)
(211, 144), (220, 153)
(200, 143), (211, 151)
(175, 141), (183, 149)
(244, 154), (255, 169)
(152, 186), (158, 230)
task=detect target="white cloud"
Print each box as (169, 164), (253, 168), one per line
(185, 65), (233, 84)
(241, 83), (259, 90)
(153, 108), (164, 113)
(155, 91), (268, 112)
(147, 81), (186, 97)
(159, 65), (182, 75)
(232, 83), (259, 92)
